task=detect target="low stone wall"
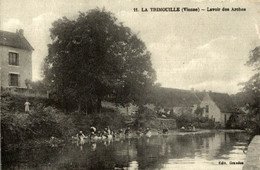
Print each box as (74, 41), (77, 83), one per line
(243, 135), (260, 170)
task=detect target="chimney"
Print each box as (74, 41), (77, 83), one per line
(16, 29), (24, 36)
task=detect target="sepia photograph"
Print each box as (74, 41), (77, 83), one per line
(1, 0), (260, 169)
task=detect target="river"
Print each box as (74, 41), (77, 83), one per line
(2, 131), (248, 170)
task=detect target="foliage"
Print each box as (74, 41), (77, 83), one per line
(242, 46), (260, 134)
(246, 46), (260, 71)
(1, 90), (52, 113)
(1, 106), (77, 148)
(175, 113), (195, 128)
(230, 91), (254, 107)
(134, 106), (157, 128)
(132, 106), (178, 129)
(194, 106), (203, 116)
(70, 108), (125, 133)
(1, 92), (125, 149)
(43, 8), (156, 113)
(30, 80), (48, 95)
(176, 113), (216, 129)
(25, 79), (31, 89)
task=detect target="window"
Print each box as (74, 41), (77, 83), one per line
(9, 74), (19, 86)
(205, 105), (209, 113)
(9, 52), (19, 66)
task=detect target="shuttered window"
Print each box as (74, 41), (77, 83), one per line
(9, 74), (19, 86)
(9, 52), (19, 66)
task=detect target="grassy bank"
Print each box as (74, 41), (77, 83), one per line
(1, 91), (128, 150)
(1, 106), (128, 148)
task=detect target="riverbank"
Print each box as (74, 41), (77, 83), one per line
(1, 109), (246, 152)
(1, 106), (126, 150)
(2, 128), (246, 152)
(243, 135), (260, 170)
(1, 91), (248, 152)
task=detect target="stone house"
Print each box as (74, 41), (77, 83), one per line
(200, 92), (238, 127)
(153, 87), (238, 127)
(0, 29), (34, 89)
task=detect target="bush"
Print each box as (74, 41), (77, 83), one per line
(1, 91), (125, 147)
(134, 106), (157, 128)
(28, 106), (77, 138)
(86, 108), (125, 131)
(176, 113), (196, 128)
(1, 106), (77, 149)
(67, 107), (125, 134)
(176, 113), (216, 129)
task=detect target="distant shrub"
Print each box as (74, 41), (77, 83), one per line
(133, 106), (157, 128)
(176, 113), (196, 128)
(87, 108), (125, 130)
(176, 113), (216, 129)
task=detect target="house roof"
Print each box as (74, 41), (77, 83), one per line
(0, 30), (34, 51)
(153, 87), (238, 113)
(208, 92), (237, 113)
(154, 87), (204, 107)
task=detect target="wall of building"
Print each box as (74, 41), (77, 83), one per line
(0, 46), (32, 88)
(200, 93), (222, 123)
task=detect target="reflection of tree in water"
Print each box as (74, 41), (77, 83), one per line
(213, 132), (249, 159)
(228, 132), (249, 142)
(167, 133), (215, 159)
(136, 136), (169, 169)
(2, 132), (249, 169)
(2, 146), (62, 169)
(169, 135), (195, 158)
(55, 140), (137, 169)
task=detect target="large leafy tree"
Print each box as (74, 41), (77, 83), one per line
(43, 8), (156, 113)
(245, 47), (260, 114)
(242, 46), (260, 132)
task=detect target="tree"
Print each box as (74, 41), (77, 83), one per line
(43, 8), (156, 114)
(30, 80), (48, 95)
(243, 46), (260, 133)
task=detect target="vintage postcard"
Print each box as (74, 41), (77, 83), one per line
(1, 0), (259, 169)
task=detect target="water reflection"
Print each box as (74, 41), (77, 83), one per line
(2, 131), (248, 170)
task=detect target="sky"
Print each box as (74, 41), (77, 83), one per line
(1, 0), (260, 94)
